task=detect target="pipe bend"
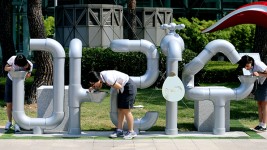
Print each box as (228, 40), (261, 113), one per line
(110, 39), (159, 59)
(13, 111), (64, 130)
(205, 39), (240, 64)
(13, 111), (38, 130)
(30, 38), (65, 58)
(139, 39), (159, 58)
(136, 111), (159, 131)
(45, 112), (65, 129)
(110, 111), (159, 131)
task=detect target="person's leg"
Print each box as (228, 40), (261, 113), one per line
(4, 102), (13, 130)
(109, 108), (124, 138)
(122, 108), (137, 139)
(258, 101), (263, 123)
(121, 109), (134, 132)
(117, 108), (125, 130)
(261, 101), (267, 127)
(4, 77), (13, 125)
(6, 103), (12, 122)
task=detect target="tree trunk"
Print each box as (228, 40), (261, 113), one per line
(0, 0), (16, 76)
(27, 0), (53, 103)
(252, 25), (267, 63)
(128, 0), (137, 40)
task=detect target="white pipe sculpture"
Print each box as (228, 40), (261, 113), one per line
(160, 23), (185, 135)
(68, 39), (107, 135)
(12, 38), (65, 134)
(182, 39), (257, 135)
(110, 39), (159, 132)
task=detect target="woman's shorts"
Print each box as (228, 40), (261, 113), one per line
(4, 77), (12, 103)
(117, 79), (137, 109)
(255, 79), (267, 101)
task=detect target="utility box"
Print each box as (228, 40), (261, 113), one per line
(124, 7), (173, 46)
(55, 4), (123, 48)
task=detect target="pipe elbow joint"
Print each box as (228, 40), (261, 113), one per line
(13, 111), (33, 130)
(135, 111), (159, 131)
(140, 40), (159, 58)
(30, 38), (65, 58)
(45, 112), (65, 129)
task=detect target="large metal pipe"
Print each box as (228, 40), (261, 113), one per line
(182, 39), (257, 135)
(68, 38), (107, 135)
(160, 23), (185, 135)
(183, 39), (240, 90)
(185, 76), (256, 101)
(110, 39), (159, 88)
(12, 38), (65, 134)
(109, 39), (159, 131)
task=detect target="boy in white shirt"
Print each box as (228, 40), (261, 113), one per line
(88, 70), (137, 139)
(237, 55), (267, 131)
(4, 54), (33, 132)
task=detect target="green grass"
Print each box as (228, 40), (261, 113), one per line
(203, 61), (238, 70)
(0, 82), (262, 139)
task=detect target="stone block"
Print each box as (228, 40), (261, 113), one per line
(194, 100), (230, 132)
(37, 86), (69, 132)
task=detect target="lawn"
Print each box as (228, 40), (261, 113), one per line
(0, 85), (259, 133)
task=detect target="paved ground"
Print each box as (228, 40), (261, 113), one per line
(1, 127), (267, 150)
(1, 138), (267, 150)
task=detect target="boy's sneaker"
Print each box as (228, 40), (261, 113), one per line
(254, 125), (266, 131)
(4, 122), (12, 130)
(14, 124), (21, 132)
(254, 125), (262, 130)
(109, 130), (124, 138)
(123, 131), (137, 140)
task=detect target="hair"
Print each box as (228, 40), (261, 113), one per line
(88, 71), (100, 83)
(237, 55), (254, 68)
(14, 54), (28, 67)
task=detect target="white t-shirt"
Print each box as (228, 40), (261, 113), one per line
(7, 56), (33, 80)
(100, 70), (129, 93)
(252, 60), (267, 84)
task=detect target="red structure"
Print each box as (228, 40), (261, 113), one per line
(202, 1), (267, 33)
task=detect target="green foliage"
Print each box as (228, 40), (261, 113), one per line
(174, 17), (255, 53)
(229, 24), (255, 51)
(74, 47), (146, 88)
(44, 16), (55, 38)
(197, 61), (239, 83)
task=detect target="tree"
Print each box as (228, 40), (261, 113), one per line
(252, 26), (267, 63)
(27, 0), (53, 103)
(128, 0), (137, 40)
(0, 0), (16, 76)
(252, 0), (267, 63)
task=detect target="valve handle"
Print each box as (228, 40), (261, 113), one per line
(160, 23), (185, 31)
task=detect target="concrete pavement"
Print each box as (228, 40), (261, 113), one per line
(1, 138), (267, 150)
(1, 127), (267, 150)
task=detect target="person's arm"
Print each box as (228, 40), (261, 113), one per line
(254, 69), (267, 77)
(4, 64), (12, 72)
(25, 72), (31, 78)
(111, 82), (122, 89)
